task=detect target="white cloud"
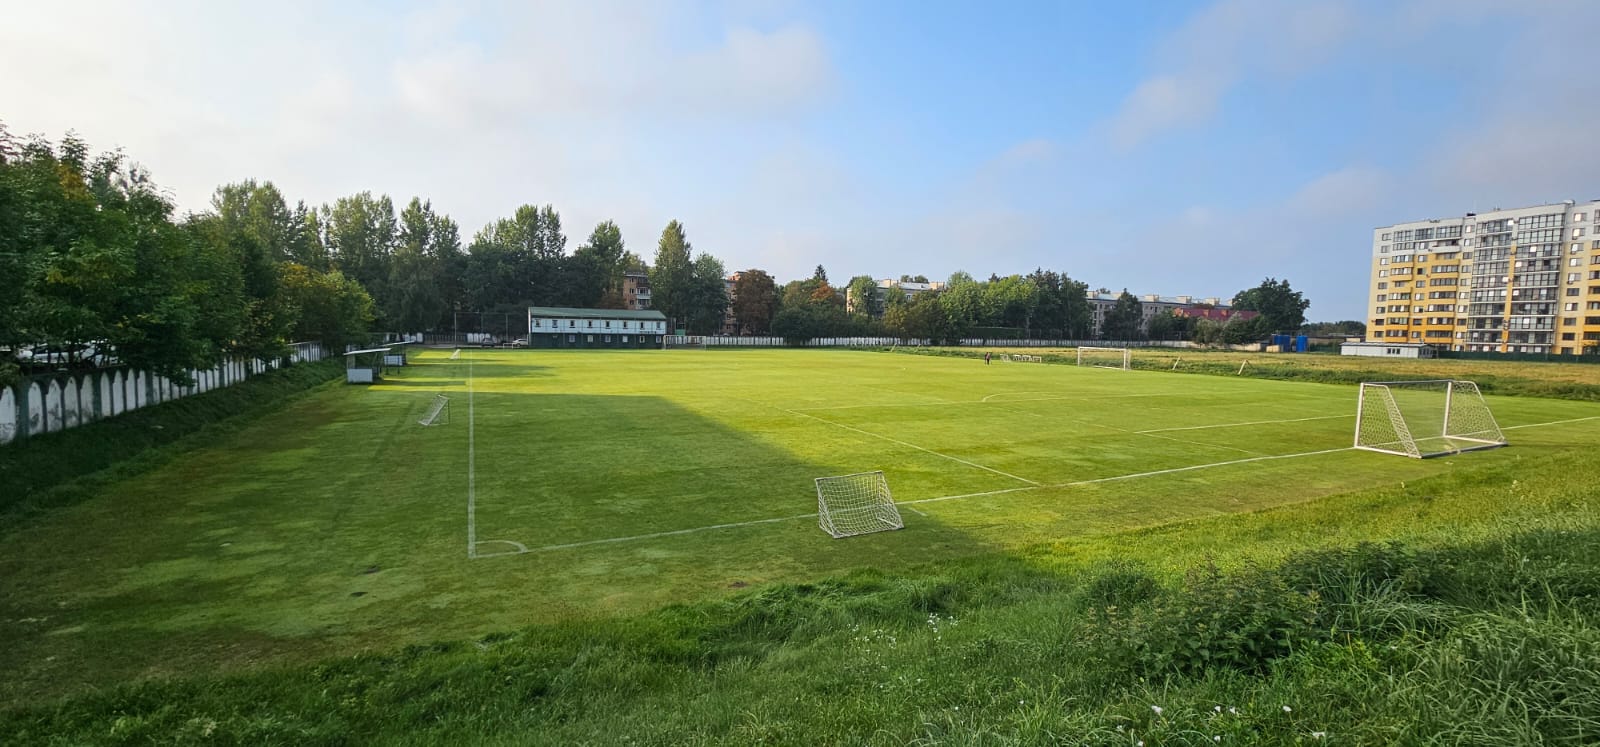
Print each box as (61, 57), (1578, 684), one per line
(1106, 0), (1354, 148)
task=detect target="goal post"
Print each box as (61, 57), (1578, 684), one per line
(418, 394), (450, 426)
(1076, 346), (1131, 370)
(815, 470), (904, 538)
(1354, 380), (1506, 458)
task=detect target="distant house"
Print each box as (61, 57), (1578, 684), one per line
(1172, 306), (1260, 323)
(1085, 290), (1253, 337)
(527, 307), (668, 349)
(621, 272), (652, 311)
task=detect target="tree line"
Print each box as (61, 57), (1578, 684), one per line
(3, 126), (1327, 386)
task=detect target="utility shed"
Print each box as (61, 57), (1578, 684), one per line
(345, 347), (391, 383)
(1340, 342), (1436, 359)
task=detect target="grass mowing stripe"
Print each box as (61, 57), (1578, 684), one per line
(467, 351), (477, 559)
(782, 407), (1042, 486)
(1135, 413), (1353, 434)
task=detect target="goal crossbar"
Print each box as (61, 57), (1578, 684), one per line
(1354, 380), (1505, 459)
(815, 470), (904, 538)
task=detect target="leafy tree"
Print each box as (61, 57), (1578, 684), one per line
(1027, 269), (1092, 339)
(683, 253), (729, 334)
(811, 265), (829, 284)
(938, 280), (986, 338)
(280, 264), (374, 350)
(886, 292), (956, 344)
(1301, 320), (1366, 336)
(1232, 277), (1310, 334)
(1146, 309), (1195, 341)
(845, 275), (882, 317)
(385, 198), (448, 332)
(947, 270), (976, 287)
(1102, 290), (1144, 341)
(731, 269), (779, 334)
(649, 220), (695, 329)
(323, 192), (397, 321)
(899, 274), (930, 283)
(983, 275), (1039, 332)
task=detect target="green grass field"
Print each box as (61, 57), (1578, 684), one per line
(5, 348), (1600, 711)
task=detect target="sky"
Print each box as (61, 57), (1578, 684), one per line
(3, 0), (1599, 321)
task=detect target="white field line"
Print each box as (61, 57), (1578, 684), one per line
(466, 352), (477, 558)
(486, 412), (1600, 558)
(1137, 430), (1264, 457)
(789, 392), (1175, 413)
(1503, 415), (1600, 430)
(784, 408), (1041, 486)
(1135, 414), (1352, 434)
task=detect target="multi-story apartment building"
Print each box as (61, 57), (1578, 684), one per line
(621, 272), (652, 311)
(1367, 200), (1600, 354)
(721, 272), (742, 336)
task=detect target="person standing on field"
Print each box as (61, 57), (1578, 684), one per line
(984, 352), (991, 365)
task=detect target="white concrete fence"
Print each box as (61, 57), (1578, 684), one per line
(0, 342), (325, 446)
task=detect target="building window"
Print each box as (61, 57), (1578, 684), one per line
(604, 335), (611, 342)
(569, 320), (576, 327)
(622, 335), (629, 343)
(655, 336), (663, 343)
(586, 335), (594, 342)
(605, 321), (611, 328)
(567, 334), (575, 342)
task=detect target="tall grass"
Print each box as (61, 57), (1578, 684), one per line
(5, 522), (1598, 744)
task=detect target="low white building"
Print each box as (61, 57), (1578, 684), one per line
(1340, 341), (1436, 358)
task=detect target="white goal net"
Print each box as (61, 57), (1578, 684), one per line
(815, 470), (904, 538)
(1076, 346), (1130, 370)
(418, 394), (450, 426)
(1354, 380), (1506, 459)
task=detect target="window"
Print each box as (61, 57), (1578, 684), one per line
(1379, 270), (1389, 277)
(1563, 318), (1577, 326)
(622, 335), (629, 343)
(655, 336), (663, 343)
(1576, 228), (1588, 239)
(603, 335), (611, 342)
(1380, 257), (1389, 265)
(586, 334), (594, 342)
(605, 321), (611, 328)
(567, 334), (575, 342)
(622, 322), (629, 329)
(1382, 232), (1391, 240)
(569, 320), (576, 327)
(1378, 282), (1388, 289)
(588, 320), (594, 327)
(1566, 303), (1579, 311)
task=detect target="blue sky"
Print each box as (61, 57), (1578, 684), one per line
(4, 0), (1598, 321)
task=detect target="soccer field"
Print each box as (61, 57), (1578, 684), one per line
(6, 348), (1600, 704)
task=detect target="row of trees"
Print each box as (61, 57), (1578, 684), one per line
(4, 126), (1325, 381)
(1, 130), (374, 383)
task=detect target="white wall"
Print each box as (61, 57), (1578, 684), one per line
(0, 341), (325, 446)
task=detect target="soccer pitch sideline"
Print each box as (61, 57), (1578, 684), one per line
(4, 347), (1600, 704)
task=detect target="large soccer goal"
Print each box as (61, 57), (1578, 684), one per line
(815, 470), (904, 538)
(1354, 380), (1506, 459)
(418, 394), (450, 426)
(1076, 346), (1131, 370)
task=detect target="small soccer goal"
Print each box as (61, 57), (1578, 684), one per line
(1076, 346), (1130, 370)
(815, 470), (904, 538)
(1354, 380), (1506, 459)
(418, 394), (450, 426)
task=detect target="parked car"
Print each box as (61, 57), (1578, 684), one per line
(510, 338), (527, 347)
(16, 341), (118, 368)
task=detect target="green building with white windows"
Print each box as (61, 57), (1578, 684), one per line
(526, 307), (669, 349)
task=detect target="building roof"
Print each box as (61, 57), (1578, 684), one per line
(528, 306), (667, 321)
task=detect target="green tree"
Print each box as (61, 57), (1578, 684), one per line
(1232, 277), (1311, 334)
(562, 220), (626, 308)
(846, 275), (882, 317)
(649, 220), (695, 330)
(385, 198), (448, 332)
(1102, 290), (1144, 341)
(280, 263), (374, 350)
(1026, 269), (1092, 339)
(983, 275), (1039, 332)
(731, 269), (779, 335)
(323, 192), (397, 321)
(683, 253), (729, 335)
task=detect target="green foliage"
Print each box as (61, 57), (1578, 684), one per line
(730, 269), (779, 334)
(845, 275), (881, 317)
(1233, 277), (1311, 334)
(1102, 290), (1144, 341)
(650, 219), (695, 328)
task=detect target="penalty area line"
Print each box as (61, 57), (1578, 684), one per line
(1136, 414), (1352, 434)
(784, 408), (1041, 486)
